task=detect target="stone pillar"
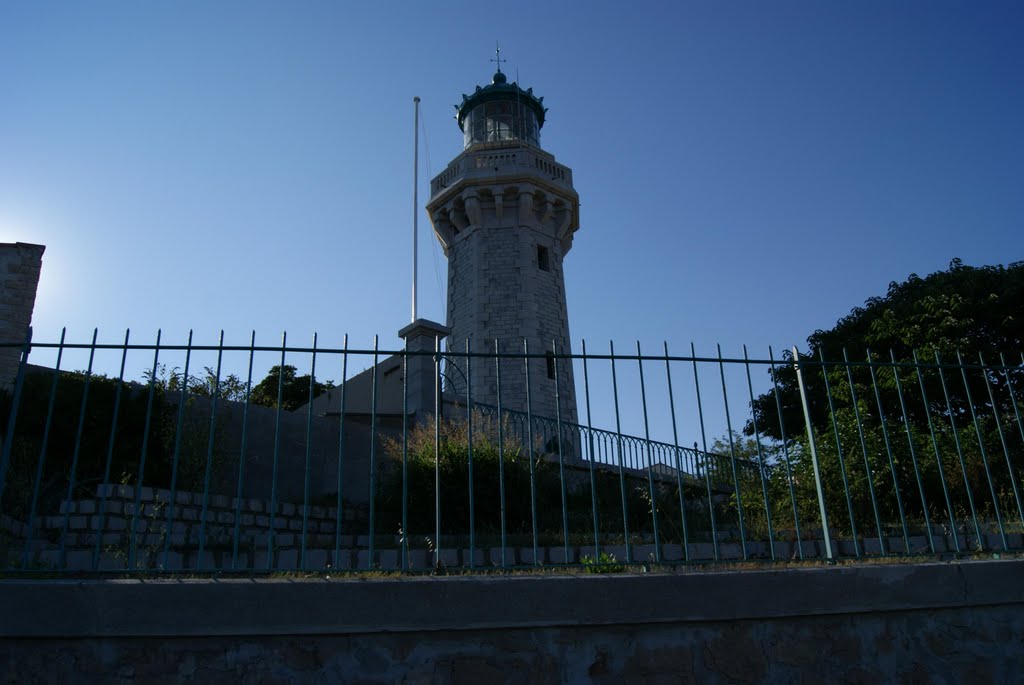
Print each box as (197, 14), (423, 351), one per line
(0, 243), (45, 388)
(397, 319), (450, 417)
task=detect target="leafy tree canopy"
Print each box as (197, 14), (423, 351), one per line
(804, 258), (1022, 361)
(249, 365), (332, 411)
(749, 259), (1024, 443)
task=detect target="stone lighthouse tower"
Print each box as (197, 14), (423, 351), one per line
(427, 62), (580, 424)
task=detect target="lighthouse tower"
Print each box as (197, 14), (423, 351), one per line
(427, 61), (580, 424)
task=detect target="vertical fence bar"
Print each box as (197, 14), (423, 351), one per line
(267, 332), (287, 570)
(60, 329), (98, 570)
(935, 349), (983, 548)
(743, 345), (775, 560)
(793, 347), (834, 561)
(981, 352), (1023, 526)
(957, 350), (1007, 550)
(996, 353), (1024, 525)
(717, 344), (747, 559)
(637, 342), (661, 563)
(913, 350), (959, 553)
(434, 335), (442, 569)
(582, 340), (599, 558)
(817, 349), (859, 558)
(368, 335), (379, 569)
(162, 330), (194, 571)
(231, 331), (257, 570)
(495, 339), (507, 567)
(300, 333), (318, 570)
(0, 327), (32, 515)
(691, 343), (719, 561)
(664, 342), (689, 560)
(890, 350), (935, 553)
(866, 349), (910, 553)
(401, 341), (409, 571)
(553, 340), (570, 563)
(1004, 352), (1024, 448)
(768, 347), (803, 559)
(524, 338), (539, 565)
(92, 329), (131, 571)
(843, 348), (886, 554)
(466, 338), (475, 569)
(609, 340), (631, 563)
(334, 334), (349, 571)
(22, 329), (66, 569)
(197, 330), (225, 569)
(127, 329), (161, 571)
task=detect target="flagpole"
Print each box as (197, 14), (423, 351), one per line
(412, 96), (420, 323)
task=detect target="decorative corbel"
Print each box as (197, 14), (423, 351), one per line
(432, 211), (452, 254)
(555, 206), (572, 241)
(449, 206), (468, 232)
(463, 191), (482, 227)
(541, 199), (555, 226)
(518, 192), (535, 226)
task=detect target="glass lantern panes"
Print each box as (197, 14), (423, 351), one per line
(463, 100), (539, 148)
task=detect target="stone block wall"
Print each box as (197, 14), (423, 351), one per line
(2, 483), (371, 572)
(7, 474), (1015, 574)
(444, 216), (578, 425)
(430, 140), (582, 427)
(0, 242), (45, 388)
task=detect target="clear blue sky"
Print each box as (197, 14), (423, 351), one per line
(2, 2), (1022, 437)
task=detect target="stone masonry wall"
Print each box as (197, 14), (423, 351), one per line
(442, 185), (578, 425)
(2, 484), (369, 573)
(0, 242), (45, 388)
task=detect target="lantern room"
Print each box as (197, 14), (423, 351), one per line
(455, 70), (547, 149)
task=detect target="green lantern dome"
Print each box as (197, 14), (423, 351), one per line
(455, 70), (547, 149)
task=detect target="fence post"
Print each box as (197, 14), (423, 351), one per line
(793, 347), (834, 561)
(434, 335), (441, 569)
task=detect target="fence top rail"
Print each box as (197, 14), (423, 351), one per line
(2, 333), (1021, 371)
(470, 402), (761, 474)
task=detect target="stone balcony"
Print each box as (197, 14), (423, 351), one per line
(430, 143), (574, 198)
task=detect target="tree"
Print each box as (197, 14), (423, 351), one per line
(750, 259), (1024, 444)
(745, 259), (1024, 529)
(249, 365), (332, 411)
(150, 365), (248, 403)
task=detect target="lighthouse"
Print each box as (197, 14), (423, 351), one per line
(427, 59), (580, 424)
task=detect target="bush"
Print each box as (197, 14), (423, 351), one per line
(377, 411), (701, 545)
(0, 368), (230, 519)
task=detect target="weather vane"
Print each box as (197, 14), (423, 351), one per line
(490, 42), (505, 73)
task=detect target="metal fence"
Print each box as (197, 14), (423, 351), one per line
(1, 329), (1022, 575)
(470, 402), (762, 487)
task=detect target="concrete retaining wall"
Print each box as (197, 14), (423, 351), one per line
(1, 559), (1022, 682)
